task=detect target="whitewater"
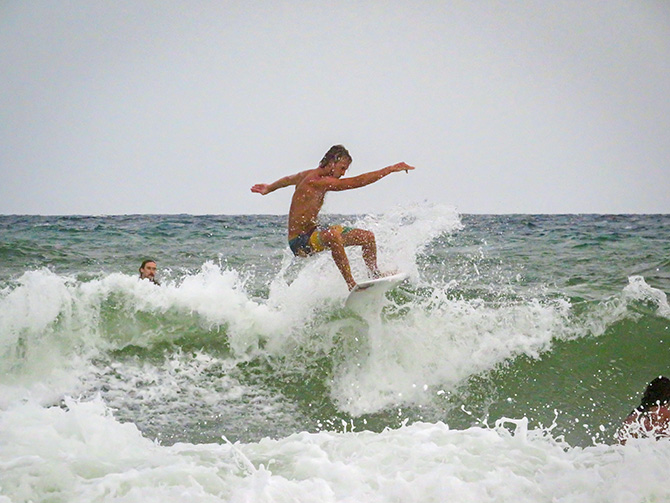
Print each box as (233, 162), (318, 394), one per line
(1, 206), (670, 502)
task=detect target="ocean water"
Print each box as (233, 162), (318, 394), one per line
(1, 206), (670, 502)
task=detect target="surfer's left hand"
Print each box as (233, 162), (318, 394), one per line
(390, 162), (415, 174)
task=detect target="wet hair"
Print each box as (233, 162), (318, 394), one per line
(636, 376), (670, 412)
(139, 259), (156, 274)
(318, 145), (351, 168)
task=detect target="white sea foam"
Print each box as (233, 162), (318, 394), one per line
(352, 201), (464, 279)
(329, 291), (573, 415)
(2, 211), (669, 501)
(623, 275), (670, 319)
(0, 203), (599, 416)
(565, 274), (670, 346)
(0, 265), (284, 406)
(1, 397), (669, 503)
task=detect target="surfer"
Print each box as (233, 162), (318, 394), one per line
(617, 376), (670, 444)
(139, 259), (160, 285)
(251, 145), (415, 290)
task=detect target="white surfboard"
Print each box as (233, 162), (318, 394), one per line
(345, 272), (408, 311)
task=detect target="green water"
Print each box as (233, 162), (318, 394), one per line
(1, 211), (669, 447)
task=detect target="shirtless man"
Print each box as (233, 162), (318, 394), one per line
(251, 145), (415, 290)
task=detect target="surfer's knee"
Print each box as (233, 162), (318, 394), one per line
(362, 229), (375, 244)
(350, 228), (375, 247)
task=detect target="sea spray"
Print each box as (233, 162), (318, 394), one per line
(3, 397), (670, 502)
(1, 212), (670, 501)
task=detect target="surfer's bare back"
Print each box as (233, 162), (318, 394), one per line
(251, 145), (415, 290)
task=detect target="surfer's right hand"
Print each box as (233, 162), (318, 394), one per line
(251, 184), (270, 195)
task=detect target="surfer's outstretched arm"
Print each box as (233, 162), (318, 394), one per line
(251, 170), (311, 195)
(314, 162), (415, 192)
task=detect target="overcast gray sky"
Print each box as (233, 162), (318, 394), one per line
(1, 0), (669, 215)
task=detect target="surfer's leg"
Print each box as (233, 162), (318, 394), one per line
(342, 228), (380, 277)
(319, 227), (357, 290)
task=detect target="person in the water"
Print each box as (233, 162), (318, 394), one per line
(139, 259), (160, 285)
(251, 145), (415, 290)
(617, 375), (670, 444)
